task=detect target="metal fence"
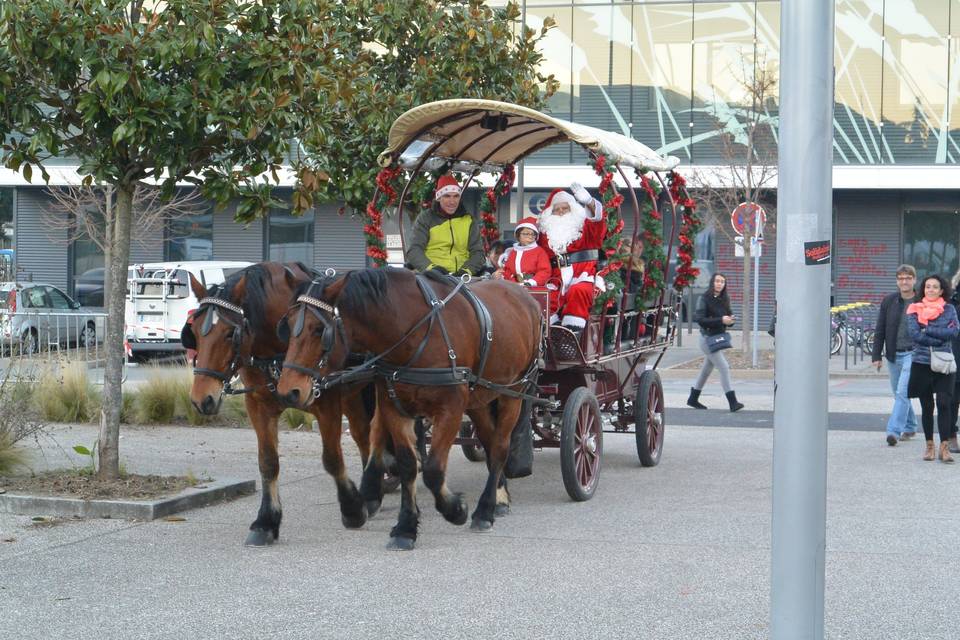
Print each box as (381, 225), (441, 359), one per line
(0, 310), (109, 379)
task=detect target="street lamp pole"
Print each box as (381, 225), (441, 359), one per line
(771, 1), (834, 638)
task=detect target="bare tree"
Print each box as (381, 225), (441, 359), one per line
(43, 184), (208, 256)
(689, 55), (778, 362)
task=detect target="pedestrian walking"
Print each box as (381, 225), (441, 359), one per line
(947, 268), (960, 453)
(871, 264), (920, 445)
(687, 273), (744, 412)
(906, 274), (959, 463)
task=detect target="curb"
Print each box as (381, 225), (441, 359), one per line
(0, 477), (256, 520)
(662, 367), (883, 380)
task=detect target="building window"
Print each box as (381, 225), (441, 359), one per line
(72, 226), (105, 307)
(166, 211), (214, 261)
(903, 210), (960, 279)
(0, 188), (12, 251)
(267, 207), (314, 264)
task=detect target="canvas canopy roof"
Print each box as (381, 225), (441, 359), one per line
(378, 99), (680, 173)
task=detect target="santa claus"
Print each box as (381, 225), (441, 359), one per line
(537, 183), (606, 333)
(498, 217), (552, 286)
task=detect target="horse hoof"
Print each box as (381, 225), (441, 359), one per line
(244, 529), (276, 547)
(470, 518), (494, 533)
(365, 500), (382, 519)
(445, 493), (469, 526)
(341, 505), (367, 530)
(386, 536), (416, 551)
(494, 503), (511, 517)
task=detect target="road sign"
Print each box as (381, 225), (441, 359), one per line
(734, 235), (762, 257)
(731, 202), (767, 237)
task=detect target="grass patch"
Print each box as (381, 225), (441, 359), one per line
(133, 366), (183, 424)
(34, 364), (99, 423)
(283, 408), (312, 430)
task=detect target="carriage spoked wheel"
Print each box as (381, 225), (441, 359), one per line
(459, 421), (486, 462)
(560, 387), (602, 501)
(634, 370), (664, 467)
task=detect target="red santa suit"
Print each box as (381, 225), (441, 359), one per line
(501, 218), (552, 286)
(536, 190), (606, 329)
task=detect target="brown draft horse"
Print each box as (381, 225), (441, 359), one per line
(184, 262), (373, 546)
(276, 268), (542, 550)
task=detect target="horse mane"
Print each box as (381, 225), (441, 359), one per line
(290, 268), (393, 317)
(209, 263), (273, 332)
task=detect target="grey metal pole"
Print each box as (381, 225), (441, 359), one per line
(752, 228), (760, 367)
(772, 1), (833, 638)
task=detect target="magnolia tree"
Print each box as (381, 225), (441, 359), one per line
(0, 0), (356, 479)
(292, 0), (560, 220)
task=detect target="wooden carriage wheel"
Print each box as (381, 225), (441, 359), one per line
(560, 387), (602, 501)
(634, 369), (664, 467)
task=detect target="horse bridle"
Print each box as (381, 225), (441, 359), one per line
(279, 278), (348, 394)
(191, 297), (250, 394)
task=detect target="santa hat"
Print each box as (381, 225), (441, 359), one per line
(435, 175), (462, 200)
(540, 189), (583, 218)
(514, 217), (539, 240)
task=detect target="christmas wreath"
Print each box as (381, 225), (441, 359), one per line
(590, 153), (626, 313)
(478, 164), (515, 251)
(634, 169), (665, 309)
(668, 171), (702, 291)
(363, 166), (403, 267)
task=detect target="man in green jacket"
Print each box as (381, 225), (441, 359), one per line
(406, 174), (485, 276)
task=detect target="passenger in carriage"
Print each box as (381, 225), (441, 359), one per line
(536, 183), (607, 336)
(476, 239), (512, 277)
(495, 217), (551, 287)
(406, 174), (486, 277)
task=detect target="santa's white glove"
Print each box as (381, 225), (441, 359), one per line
(570, 182), (591, 206)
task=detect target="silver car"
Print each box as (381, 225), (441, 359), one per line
(0, 282), (99, 354)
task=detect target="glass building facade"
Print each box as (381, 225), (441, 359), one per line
(497, 0), (960, 166)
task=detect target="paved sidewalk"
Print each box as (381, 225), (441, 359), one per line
(2, 421), (959, 639)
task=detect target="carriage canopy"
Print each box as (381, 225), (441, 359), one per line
(378, 98), (680, 173)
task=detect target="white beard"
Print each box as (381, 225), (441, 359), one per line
(539, 208), (586, 253)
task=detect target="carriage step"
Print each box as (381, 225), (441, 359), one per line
(548, 326), (585, 363)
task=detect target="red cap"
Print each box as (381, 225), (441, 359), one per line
(514, 217), (539, 239)
(435, 175), (461, 200)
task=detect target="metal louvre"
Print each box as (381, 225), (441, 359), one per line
(313, 204), (366, 271)
(213, 203), (264, 262)
(13, 188), (68, 288)
(832, 193), (901, 306)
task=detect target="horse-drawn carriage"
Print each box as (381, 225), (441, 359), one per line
(185, 99), (696, 549)
(374, 99), (688, 502)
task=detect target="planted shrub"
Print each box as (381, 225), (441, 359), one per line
(34, 364), (98, 423)
(283, 408), (312, 430)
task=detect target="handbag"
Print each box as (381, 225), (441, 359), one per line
(929, 347), (957, 374)
(706, 332), (732, 353)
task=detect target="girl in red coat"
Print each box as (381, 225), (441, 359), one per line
(497, 217), (552, 286)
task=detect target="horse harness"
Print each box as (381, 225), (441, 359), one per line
(190, 297), (283, 396)
(283, 274), (541, 416)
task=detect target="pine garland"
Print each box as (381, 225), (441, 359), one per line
(363, 166), (403, 267)
(591, 154), (626, 313)
(668, 171), (702, 291)
(478, 164), (515, 251)
(634, 170), (666, 308)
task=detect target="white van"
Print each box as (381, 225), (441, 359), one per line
(124, 261), (251, 360)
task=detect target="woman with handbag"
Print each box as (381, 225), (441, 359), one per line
(906, 274), (959, 463)
(688, 273), (744, 412)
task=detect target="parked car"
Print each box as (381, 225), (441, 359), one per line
(124, 261), (251, 361)
(0, 281), (100, 354)
(74, 267), (105, 307)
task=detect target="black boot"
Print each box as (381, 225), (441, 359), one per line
(726, 390), (744, 413)
(686, 388), (707, 410)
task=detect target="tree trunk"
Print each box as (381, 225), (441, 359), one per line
(742, 242), (752, 357)
(97, 184), (133, 480)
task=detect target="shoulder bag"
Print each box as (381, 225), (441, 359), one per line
(930, 347), (957, 374)
(706, 332), (732, 353)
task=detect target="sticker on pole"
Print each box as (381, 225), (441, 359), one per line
(803, 240), (831, 265)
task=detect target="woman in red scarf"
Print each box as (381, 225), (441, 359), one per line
(906, 274), (960, 463)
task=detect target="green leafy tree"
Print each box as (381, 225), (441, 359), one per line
(295, 0), (559, 218)
(0, 0), (354, 479)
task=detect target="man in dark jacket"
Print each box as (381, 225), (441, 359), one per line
(871, 264), (919, 445)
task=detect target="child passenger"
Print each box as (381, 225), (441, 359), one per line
(496, 217), (551, 287)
